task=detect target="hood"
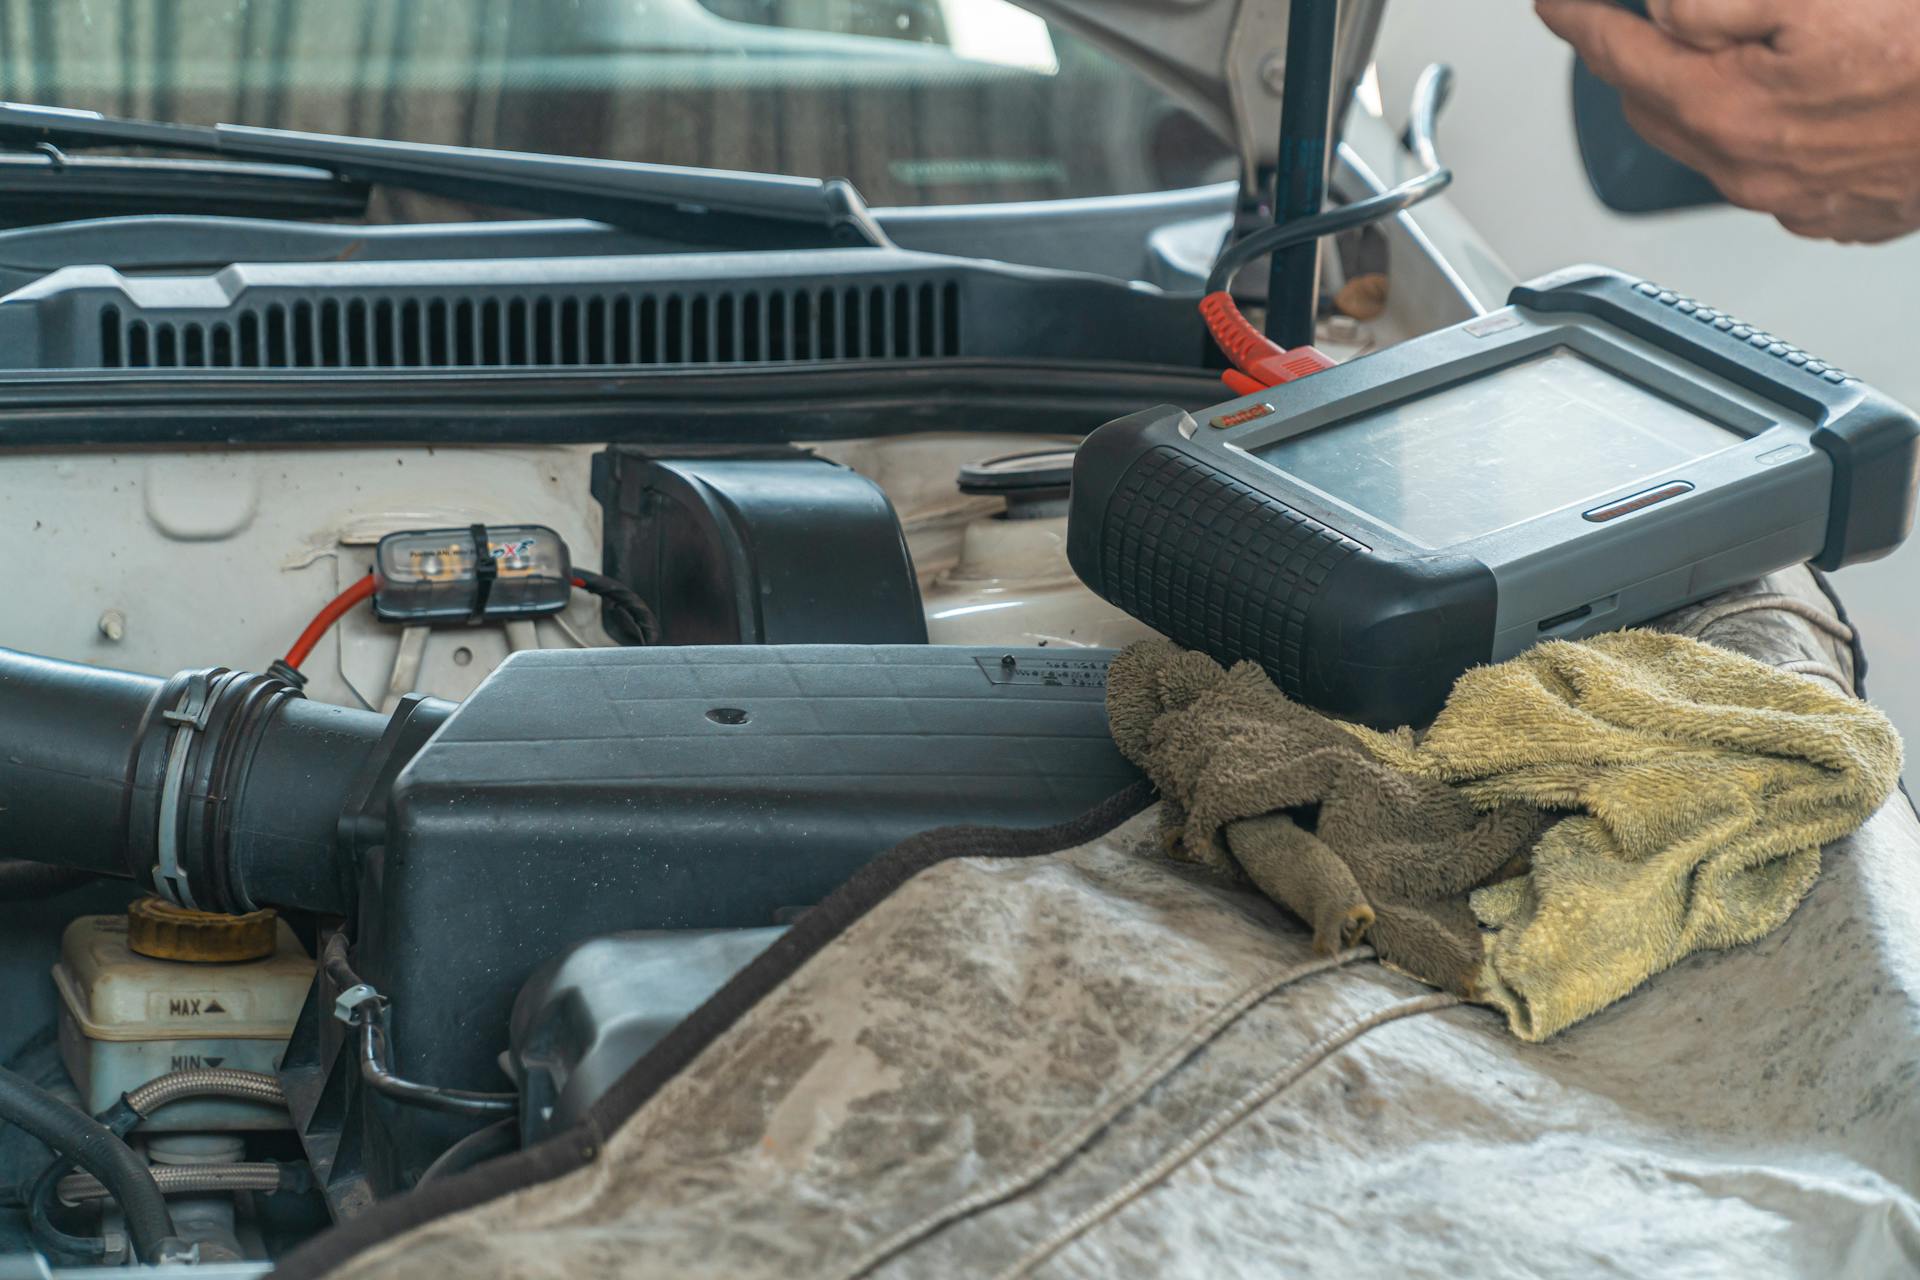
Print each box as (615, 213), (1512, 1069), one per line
(1013, 0), (1389, 197)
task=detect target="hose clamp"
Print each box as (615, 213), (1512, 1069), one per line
(154, 1239), (201, 1266)
(153, 672), (215, 910)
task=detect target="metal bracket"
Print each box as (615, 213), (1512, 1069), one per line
(152, 672), (215, 909)
(378, 626), (431, 715)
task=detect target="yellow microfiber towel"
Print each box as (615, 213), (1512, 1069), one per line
(1107, 640), (1548, 999)
(1109, 631), (1903, 1041)
(1349, 629), (1902, 1039)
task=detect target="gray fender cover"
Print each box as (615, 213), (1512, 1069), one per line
(283, 566), (1920, 1280)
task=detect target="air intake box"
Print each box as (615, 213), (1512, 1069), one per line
(333, 644), (1137, 1192)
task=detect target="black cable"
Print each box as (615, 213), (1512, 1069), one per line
(468, 523), (498, 623)
(322, 934), (518, 1118)
(1207, 63), (1455, 298)
(320, 930), (361, 995)
(357, 1021), (518, 1117)
(0, 1066), (177, 1263)
(574, 568), (661, 646)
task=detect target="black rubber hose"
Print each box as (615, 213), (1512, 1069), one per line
(0, 647), (391, 914)
(358, 1021), (517, 1117)
(0, 1066), (176, 1263)
(32, 1066), (288, 1264)
(220, 695), (390, 912)
(28, 1156), (109, 1266)
(0, 649), (160, 876)
(322, 936), (517, 1118)
(0, 861), (99, 899)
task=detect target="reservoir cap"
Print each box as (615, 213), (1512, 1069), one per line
(126, 897), (278, 963)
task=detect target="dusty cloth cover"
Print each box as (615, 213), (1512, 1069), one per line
(299, 570), (1920, 1280)
(1109, 622), (1902, 1040)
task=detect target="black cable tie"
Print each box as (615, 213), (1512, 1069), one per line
(468, 523), (496, 624)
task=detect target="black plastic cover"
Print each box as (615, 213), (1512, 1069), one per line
(356, 643), (1139, 1188)
(508, 927), (787, 1147)
(594, 448), (928, 645)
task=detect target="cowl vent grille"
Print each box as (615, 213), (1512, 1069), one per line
(95, 281), (962, 370)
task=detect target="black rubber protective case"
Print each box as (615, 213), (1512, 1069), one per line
(1067, 269), (1919, 728)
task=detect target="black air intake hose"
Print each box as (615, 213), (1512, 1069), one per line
(0, 647), (441, 915)
(0, 650), (159, 879)
(0, 861), (98, 899)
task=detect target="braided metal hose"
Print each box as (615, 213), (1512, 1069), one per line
(58, 1162), (286, 1205)
(124, 1069), (284, 1117)
(26, 1068), (292, 1264)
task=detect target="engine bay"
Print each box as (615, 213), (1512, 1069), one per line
(0, 27), (1488, 1266)
(2, 387), (1221, 1237)
(0, 429), (1175, 1267)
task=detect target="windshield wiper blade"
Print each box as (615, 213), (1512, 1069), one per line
(0, 102), (885, 249)
(0, 150), (370, 224)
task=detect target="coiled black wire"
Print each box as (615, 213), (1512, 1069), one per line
(574, 568), (662, 646)
(1205, 63), (1456, 297)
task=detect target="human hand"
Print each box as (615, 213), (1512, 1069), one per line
(1536, 0), (1920, 242)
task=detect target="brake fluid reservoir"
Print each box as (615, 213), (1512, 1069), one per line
(52, 900), (311, 1130)
(922, 451), (1161, 649)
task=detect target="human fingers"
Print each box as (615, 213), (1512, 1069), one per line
(1777, 193), (1920, 243)
(1537, 0), (1715, 106)
(1645, 0), (1782, 51)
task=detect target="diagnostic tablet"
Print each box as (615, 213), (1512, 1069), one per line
(1067, 266), (1919, 727)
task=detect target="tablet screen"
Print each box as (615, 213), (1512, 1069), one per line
(1257, 347), (1745, 545)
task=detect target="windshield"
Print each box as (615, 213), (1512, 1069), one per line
(3, 0), (1234, 219)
